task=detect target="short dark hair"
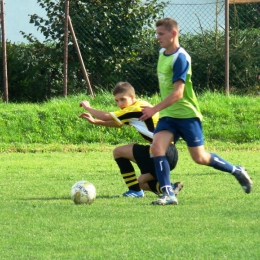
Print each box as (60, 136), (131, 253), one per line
(113, 82), (135, 96)
(156, 18), (179, 32)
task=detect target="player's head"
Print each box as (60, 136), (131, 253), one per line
(113, 82), (136, 109)
(155, 18), (179, 49)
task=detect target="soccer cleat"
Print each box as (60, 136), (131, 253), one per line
(122, 189), (145, 198)
(152, 193), (178, 205)
(233, 166), (252, 194)
(171, 182), (184, 196)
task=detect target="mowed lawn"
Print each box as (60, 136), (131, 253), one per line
(0, 143), (259, 260)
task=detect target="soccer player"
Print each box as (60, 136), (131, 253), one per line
(79, 81), (182, 197)
(140, 18), (252, 205)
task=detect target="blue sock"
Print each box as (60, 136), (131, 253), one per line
(208, 153), (236, 173)
(153, 156), (174, 195)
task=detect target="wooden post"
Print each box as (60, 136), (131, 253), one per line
(1, 0), (8, 102)
(68, 16), (94, 98)
(225, 0), (230, 96)
(63, 0), (69, 97)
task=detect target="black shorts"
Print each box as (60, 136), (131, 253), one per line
(132, 144), (178, 178)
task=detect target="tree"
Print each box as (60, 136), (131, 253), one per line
(0, 42), (64, 102)
(229, 3), (260, 93)
(21, 0), (167, 94)
(179, 1), (260, 94)
(229, 3), (260, 30)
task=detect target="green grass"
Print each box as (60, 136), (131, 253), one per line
(1, 145), (259, 259)
(0, 92), (259, 259)
(0, 92), (260, 147)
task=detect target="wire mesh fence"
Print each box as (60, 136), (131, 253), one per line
(1, 0), (260, 102)
(66, 0), (259, 96)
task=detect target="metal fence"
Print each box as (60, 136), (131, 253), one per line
(1, 0), (260, 101)
(65, 0), (259, 96)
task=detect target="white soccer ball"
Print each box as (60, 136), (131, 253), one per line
(71, 180), (96, 205)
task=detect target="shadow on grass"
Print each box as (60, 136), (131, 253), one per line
(18, 197), (70, 201)
(18, 195), (121, 201)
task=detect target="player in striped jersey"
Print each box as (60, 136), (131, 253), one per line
(79, 81), (182, 197)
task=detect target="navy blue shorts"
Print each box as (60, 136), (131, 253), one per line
(154, 117), (204, 147)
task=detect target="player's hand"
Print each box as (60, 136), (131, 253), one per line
(78, 112), (95, 124)
(79, 100), (91, 109)
(139, 106), (156, 121)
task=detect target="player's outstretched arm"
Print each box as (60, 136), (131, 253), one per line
(78, 113), (119, 127)
(79, 100), (112, 121)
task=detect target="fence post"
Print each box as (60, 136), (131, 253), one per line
(225, 0), (230, 96)
(68, 16), (94, 98)
(1, 0), (8, 102)
(63, 0), (69, 98)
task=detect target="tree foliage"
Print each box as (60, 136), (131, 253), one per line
(2, 42), (62, 102)
(2, 1), (260, 102)
(21, 0), (167, 94)
(179, 2), (260, 94)
(181, 26), (260, 94)
(230, 3), (260, 30)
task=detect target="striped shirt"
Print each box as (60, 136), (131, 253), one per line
(109, 100), (158, 142)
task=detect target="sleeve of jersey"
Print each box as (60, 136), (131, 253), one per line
(109, 111), (125, 126)
(172, 53), (190, 83)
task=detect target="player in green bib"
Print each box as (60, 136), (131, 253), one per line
(158, 47), (202, 120)
(140, 18), (252, 205)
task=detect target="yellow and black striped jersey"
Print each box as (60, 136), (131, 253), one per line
(109, 100), (159, 143)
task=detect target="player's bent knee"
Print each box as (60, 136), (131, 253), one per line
(113, 147), (122, 159)
(151, 144), (162, 157)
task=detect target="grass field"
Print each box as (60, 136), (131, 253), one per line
(0, 92), (259, 259)
(1, 143), (259, 259)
